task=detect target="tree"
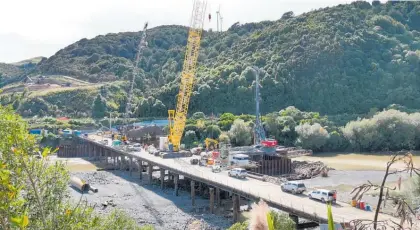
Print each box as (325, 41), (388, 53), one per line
(218, 113), (236, 131)
(295, 123), (329, 151)
(229, 119), (252, 146)
(192, 112), (205, 120)
(218, 133), (230, 144)
(205, 124), (222, 139)
(0, 105), (151, 230)
(92, 94), (107, 118)
(350, 152), (420, 230)
(183, 130), (198, 148)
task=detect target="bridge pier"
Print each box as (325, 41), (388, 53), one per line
(289, 214), (299, 224)
(148, 164), (153, 184)
(198, 182), (203, 195)
(216, 188), (221, 207)
(138, 160), (143, 180)
(173, 174), (179, 196)
(209, 188), (215, 214)
(160, 168), (165, 189)
(129, 157), (133, 176)
(191, 180), (195, 206)
(232, 194), (240, 223)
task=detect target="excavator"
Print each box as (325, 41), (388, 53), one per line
(167, 0), (207, 152)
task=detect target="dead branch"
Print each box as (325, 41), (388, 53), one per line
(350, 152), (420, 230)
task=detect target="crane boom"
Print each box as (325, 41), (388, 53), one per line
(125, 22), (148, 119)
(168, 0), (207, 151)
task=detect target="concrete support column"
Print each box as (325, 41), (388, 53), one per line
(113, 155), (117, 167)
(173, 174), (179, 196)
(289, 214), (298, 224)
(191, 180), (195, 206)
(209, 188), (215, 214)
(198, 182), (203, 195)
(118, 156), (122, 170)
(129, 157), (133, 176)
(232, 194), (240, 223)
(139, 160), (143, 180)
(160, 168), (165, 189)
(216, 187), (221, 207)
(148, 164), (153, 184)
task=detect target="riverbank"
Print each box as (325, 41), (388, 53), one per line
(69, 170), (232, 230)
(294, 152), (420, 171)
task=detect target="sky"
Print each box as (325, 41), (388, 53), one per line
(0, 0), (375, 63)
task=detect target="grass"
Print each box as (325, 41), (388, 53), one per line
(28, 84), (102, 97)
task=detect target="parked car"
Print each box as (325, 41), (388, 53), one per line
(308, 189), (337, 203)
(280, 181), (306, 194)
(228, 168), (247, 179)
(190, 158), (199, 165)
(211, 165), (221, 173)
(128, 143), (142, 151)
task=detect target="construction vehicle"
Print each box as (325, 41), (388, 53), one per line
(121, 22), (149, 141)
(253, 66), (277, 153)
(167, 0), (207, 152)
(205, 138), (218, 150)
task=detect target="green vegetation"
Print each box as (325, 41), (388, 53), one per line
(0, 105), (153, 230)
(18, 1), (419, 118)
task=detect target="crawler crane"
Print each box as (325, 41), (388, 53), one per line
(168, 0), (207, 151)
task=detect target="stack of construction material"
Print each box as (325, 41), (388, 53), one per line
(288, 161), (331, 180)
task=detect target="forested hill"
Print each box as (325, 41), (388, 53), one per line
(37, 1), (420, 116)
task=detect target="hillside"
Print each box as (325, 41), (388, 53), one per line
(4, 1), (420, 118)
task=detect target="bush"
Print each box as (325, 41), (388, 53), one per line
(295, 123), (329, 151)
(229, 119), (252, 146)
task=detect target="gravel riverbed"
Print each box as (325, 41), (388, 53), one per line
(70, 171), (232, 230)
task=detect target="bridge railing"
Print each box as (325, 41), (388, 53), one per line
(172, 158), (352, 224)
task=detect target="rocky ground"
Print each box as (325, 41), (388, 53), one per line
(69, 170), (232, 230)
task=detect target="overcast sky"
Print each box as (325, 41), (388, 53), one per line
(0, 0), (379, 63)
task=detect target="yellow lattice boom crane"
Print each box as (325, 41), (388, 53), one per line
(168, 0), (207, 152)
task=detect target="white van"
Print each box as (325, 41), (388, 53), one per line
(230, 154), (250, 166)
(309, 189), (337, 203)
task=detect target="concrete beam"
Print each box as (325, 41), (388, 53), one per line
(148, 164), (153, 185)
(191, 180), (195, 206)
(174, 174), (179, 196)
(209, 188), (215, 214)
(160, 168), (165, 189)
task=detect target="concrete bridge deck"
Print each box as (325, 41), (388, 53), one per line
(71, 135), (401, 227)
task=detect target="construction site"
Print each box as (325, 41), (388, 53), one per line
(94, 0), (318, 182)
(52, 1), (418, 229)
